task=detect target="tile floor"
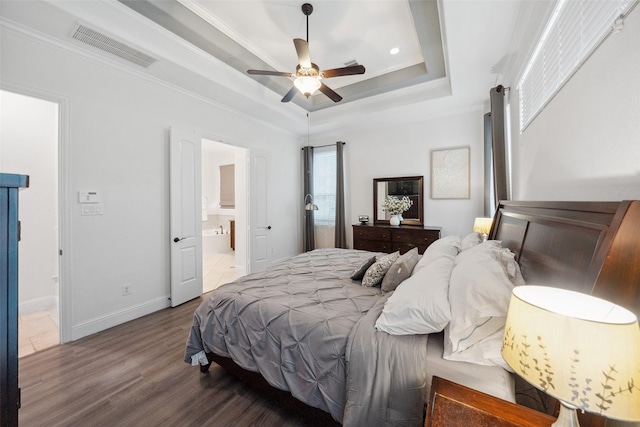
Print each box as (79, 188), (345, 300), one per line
(204, 252), (238, 293)
(18, 252), (237, 358)
(19, 307), (59, 358)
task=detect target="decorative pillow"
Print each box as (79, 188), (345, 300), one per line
(380, 248), (420, 293)
(444, 244), (522, 360)
(361, 251), (399, 287)
(412, 235), (461, 275)
(350, 256), (376, 280)
(375, 253), (454, 335)
(461, 232), (482, 251)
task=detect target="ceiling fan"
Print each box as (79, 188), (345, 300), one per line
(247, 3), (366, 103)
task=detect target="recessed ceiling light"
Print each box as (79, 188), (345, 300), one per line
(389, 47), (400, 55)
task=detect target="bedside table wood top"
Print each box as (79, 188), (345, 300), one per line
(425, 376), (556, 427)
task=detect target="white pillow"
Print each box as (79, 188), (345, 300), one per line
(375, 253), (454, 335)
(442, 328), (514, 372)
(461, 232), (482, 251)
(412, 235), (461, 275)
(444, 244), (521, 358)
(456, 240), (524, 286)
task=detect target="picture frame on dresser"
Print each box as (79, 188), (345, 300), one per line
(373, 176), (424, 226)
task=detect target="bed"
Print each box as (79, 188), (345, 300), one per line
(184, 200), (640, 426)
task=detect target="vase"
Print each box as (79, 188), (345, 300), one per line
(389, 215), (400, 226)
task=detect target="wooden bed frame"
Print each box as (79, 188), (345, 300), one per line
(491, 200), (640, 314)
(204, 200), (640, 425)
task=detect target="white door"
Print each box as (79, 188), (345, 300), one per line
(169, 128), (202, 306)
(249, 148), (271, 273)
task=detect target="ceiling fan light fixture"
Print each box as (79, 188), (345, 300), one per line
(294, 76), (321, 97)
(246, 3), (365, 103)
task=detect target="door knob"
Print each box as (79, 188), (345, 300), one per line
(173, 237), (184, 243)
(267, 226), (272, 230)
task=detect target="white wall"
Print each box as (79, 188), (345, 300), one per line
(0, 90), (59, 313)
(508, 6), (640, 201)
(1, 26), (301, 340)
(318, 108), (486, 244)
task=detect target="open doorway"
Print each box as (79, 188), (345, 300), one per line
(201, 138), (246, 292)
(0, 89), (60, 357)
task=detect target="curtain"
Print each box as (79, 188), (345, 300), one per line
(334, 142), (347, 248)
(489, 85), (508, 207)
(303, 146), (315, 251)
(483, 113), (495, 217)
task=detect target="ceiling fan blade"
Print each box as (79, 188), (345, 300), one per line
(321, 65), (366, 78)
(248, 70), (293, 77)
(293, 38), (311, 68)
(281, 86), (298, 103)
(318, 83), (342, 103)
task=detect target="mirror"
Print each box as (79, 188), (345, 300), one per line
(373, 176), (424, 226)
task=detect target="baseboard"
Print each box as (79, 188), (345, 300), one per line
(71, 296), (170, 341)
(19, 295), (58, 315)
(234, 264), (247, 277)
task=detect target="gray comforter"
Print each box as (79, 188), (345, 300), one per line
(184, 248), (430, 425)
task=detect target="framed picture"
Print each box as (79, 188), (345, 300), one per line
(430, 147), (470, 199)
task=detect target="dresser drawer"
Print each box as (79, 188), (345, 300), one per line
(353, 226), (392, 242)
(393, 229), (439, 246)
(354, 239), (393, 253)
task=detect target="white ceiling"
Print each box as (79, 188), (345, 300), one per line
(182, 0), (425, 88)
(0, 0), (539, 138)
(117, 0), (448, 113)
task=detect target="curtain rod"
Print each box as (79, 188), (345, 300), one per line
(301, 142), (346, 150)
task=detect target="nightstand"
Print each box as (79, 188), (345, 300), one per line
(425, 376), (556, 427)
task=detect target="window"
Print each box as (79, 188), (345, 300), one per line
(518, 0), (634, 131)
(312, 145), (336, 227)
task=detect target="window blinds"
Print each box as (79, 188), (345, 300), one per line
(312, 145), (337, 226)
(219, 164), (235, 208)
(518, 0), (635, 131)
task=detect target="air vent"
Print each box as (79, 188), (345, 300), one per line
(72, 24), (157, 68)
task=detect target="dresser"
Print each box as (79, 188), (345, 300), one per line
(352, 224), (441, 254)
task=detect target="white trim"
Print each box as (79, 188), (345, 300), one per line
(71, 297), (170, 341)
(0, 81), (72, 344)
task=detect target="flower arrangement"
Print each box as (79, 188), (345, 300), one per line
(382, 195), (413, 216)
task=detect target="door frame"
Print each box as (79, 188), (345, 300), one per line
(1, 83), (72, 343)
(198, 131), (250, 276)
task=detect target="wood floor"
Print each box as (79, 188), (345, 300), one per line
(18, 297), (324, 427)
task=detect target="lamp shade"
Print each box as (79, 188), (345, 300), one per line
(294, 76), (321, 97)
(473, 217), (493, 235)
(304, 194), (318, 211)
(502, 286), (640, 422)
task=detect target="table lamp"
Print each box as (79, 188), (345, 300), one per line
(502, 286), (640, 426)
(473, 217), (493, 241)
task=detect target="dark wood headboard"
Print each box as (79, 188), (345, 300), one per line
(490, 200), (640, 315)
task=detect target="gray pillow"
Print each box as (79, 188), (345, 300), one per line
(361, 251), (400, 287)
(381, 247), (420, 293)
(351, 256), (376, 280)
